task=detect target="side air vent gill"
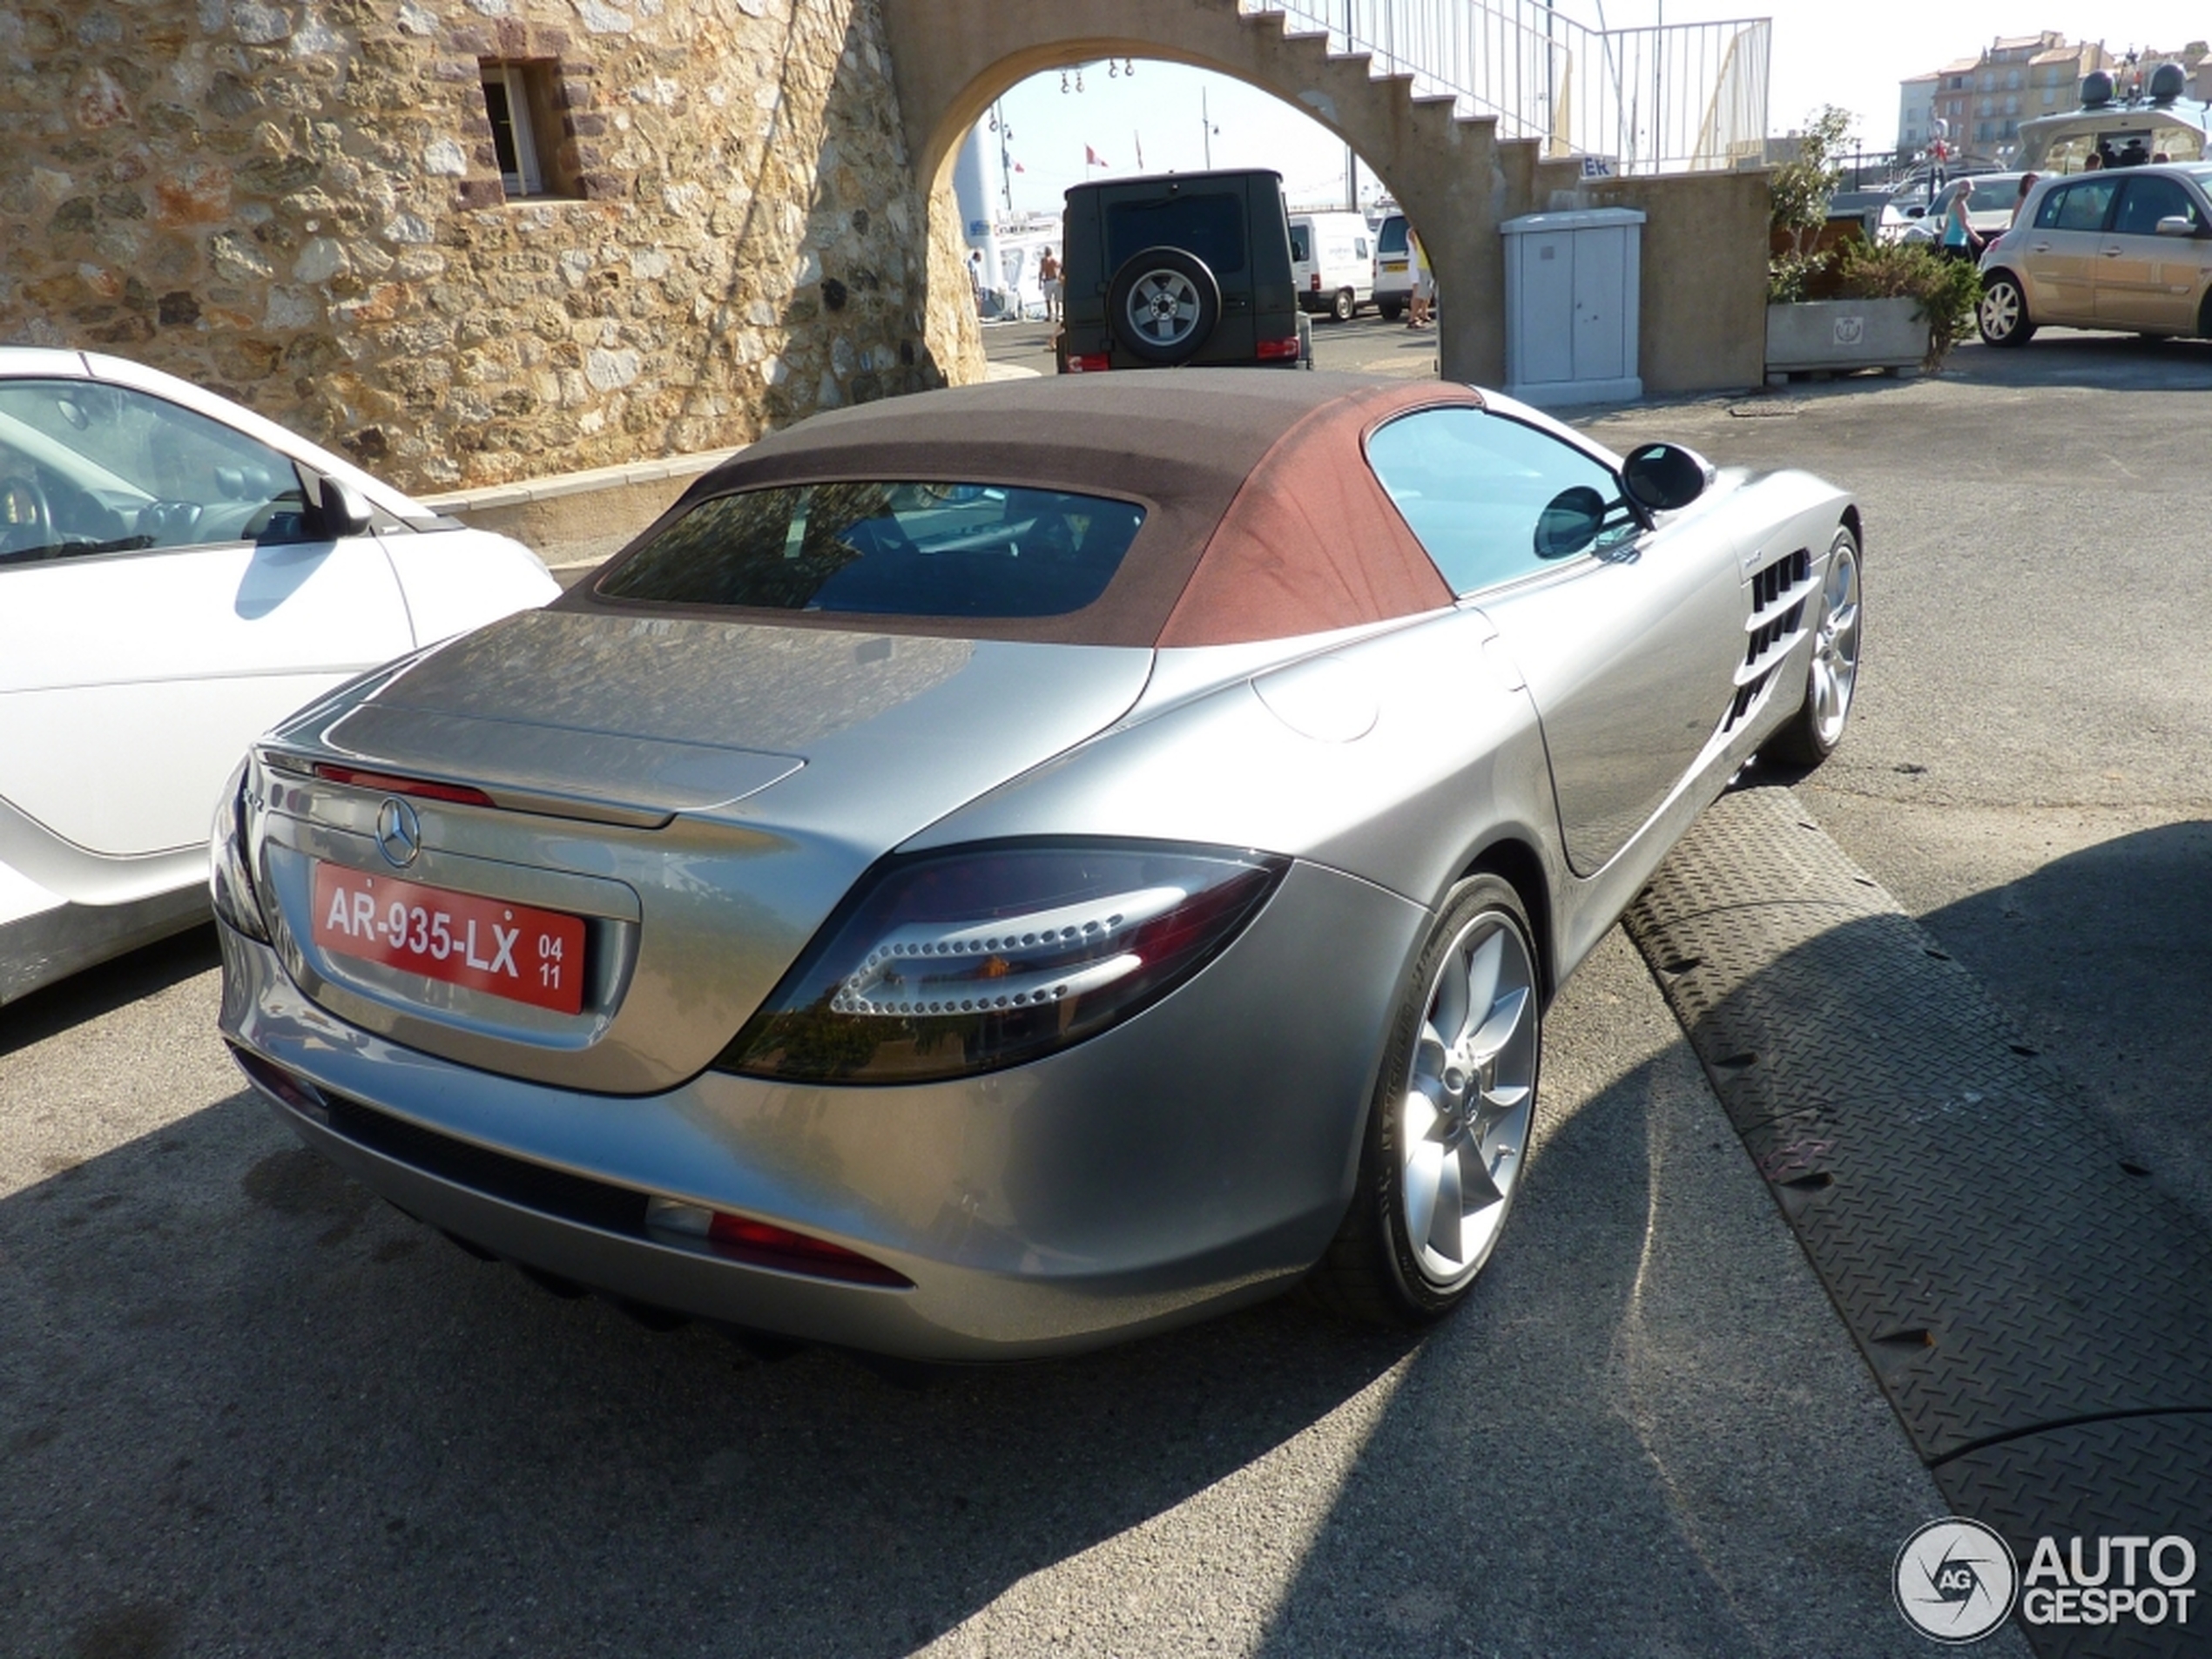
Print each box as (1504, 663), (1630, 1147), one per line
(1727, 547), (1815, 730)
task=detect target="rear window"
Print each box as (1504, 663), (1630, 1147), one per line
(1107, 192), (1245, 276)
(1377, 216), (1408, 254)
(596, 482), (1147, 619)
(1288, 223), (1311, 262)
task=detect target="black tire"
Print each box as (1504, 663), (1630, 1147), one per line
(1330, 287), (1356, 322)
(1309, 874), (1542, 1325)
(1761, 524), (1863, 770)
(1377, 299), (1405, 322)
(1105, 246), (1221, 365)
(1978, 271), (2035, 347)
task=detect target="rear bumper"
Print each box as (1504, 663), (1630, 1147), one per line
(218, 859), (1426, 1360)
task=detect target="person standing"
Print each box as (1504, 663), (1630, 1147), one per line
(1939, 179), (1983, 263)
(1038, 246), (1062, 323)
(1406, 227), (1434, 328)
(2010, 172), (2039, 228)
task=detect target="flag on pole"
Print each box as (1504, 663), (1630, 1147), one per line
(1086, 145), (1108, 167)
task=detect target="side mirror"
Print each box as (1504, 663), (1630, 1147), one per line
(1621, 442), (1716, 513)
(2155, 214), (2199, 238)
(316, 476), (373, 538)
(1534, 485), (1607, 559)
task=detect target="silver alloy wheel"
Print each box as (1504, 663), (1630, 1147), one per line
(1125, 268), (1203, 348)
(1810, 535), (1862, 749)
(1399, 908), (1539, 1288)
(1979, 278), (2023, 342)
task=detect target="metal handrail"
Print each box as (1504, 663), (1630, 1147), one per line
(1244, 0), (1770, 173)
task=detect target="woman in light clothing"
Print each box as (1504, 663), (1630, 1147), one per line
(1407, 229), (1434, 327)
(1939, 179), (1983, 264)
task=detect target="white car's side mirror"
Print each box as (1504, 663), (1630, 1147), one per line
(2155, 214), (2200, 238)
(317, 477), (373, 538)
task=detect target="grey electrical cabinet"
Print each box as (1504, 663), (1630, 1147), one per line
(1500, 207), (1644, 407)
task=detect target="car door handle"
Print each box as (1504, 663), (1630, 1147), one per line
(2030, 241), (2051, 252)
(2101, 246), (2123, 257)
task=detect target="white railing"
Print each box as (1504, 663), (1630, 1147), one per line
(1246, 0), (1770, 173)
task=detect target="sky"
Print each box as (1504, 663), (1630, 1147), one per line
(981, 0), (2212, 218)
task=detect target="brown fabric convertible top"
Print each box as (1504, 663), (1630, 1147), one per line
(565, 369), (1474, 648)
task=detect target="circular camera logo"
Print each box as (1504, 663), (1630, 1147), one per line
(1895, 1518), (2020, 1643)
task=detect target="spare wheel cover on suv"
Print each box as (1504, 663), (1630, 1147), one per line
(1108, 246), (1222, 365)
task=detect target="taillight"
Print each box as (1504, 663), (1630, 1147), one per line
(1065, 352), (1112, 374)
(313, 763), (496, 807)
(718, 841), (1288, 1083)
(1310, 273), (1322, 291)
(209, 757), (269, 942)
(644, 1198), (911, 1287)
(1257, 335), (1302, 361)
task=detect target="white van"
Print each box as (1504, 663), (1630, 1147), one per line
(1289, 211), (1374, 320)
(1372, 212), (1413, 320)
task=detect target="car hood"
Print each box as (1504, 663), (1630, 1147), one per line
(256, 609), (1156, 1092)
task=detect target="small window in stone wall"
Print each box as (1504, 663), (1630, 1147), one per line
(480, 60), (571, 200)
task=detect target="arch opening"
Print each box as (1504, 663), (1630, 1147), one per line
(949, 57), (1427, 341)
(880, 0), (1514, 388)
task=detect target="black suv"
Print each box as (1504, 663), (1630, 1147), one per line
(1055, 169), (1311, 374)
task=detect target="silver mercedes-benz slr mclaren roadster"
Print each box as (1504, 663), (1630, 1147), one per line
(216, 371), (1863, 1361)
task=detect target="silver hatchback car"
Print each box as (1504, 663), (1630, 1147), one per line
(1979, 163), (2212, 345)
(216, 373), (1862, 1361)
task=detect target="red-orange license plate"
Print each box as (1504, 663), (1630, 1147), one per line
(311, 862), (588, 1015)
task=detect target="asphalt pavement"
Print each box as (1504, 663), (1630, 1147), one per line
(1576, 330), (2212, 1239)
(5, 324), (2209, 1656)
(0, 925), (1966, 1657)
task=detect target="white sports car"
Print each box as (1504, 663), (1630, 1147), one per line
(0, 348), (557, 1005)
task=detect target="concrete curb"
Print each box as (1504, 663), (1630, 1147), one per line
(419, 445), (746, 518)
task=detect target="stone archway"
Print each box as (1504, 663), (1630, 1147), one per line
(879, 0), (1511, 387)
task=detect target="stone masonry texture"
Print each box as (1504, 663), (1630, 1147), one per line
(0, 0), (976, 491)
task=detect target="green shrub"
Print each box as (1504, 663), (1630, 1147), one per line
(1831, 240), (1983, 370)
(1767, 106), (1853, 304)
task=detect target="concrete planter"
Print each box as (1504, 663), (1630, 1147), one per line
(1764, 297), (1928, 374)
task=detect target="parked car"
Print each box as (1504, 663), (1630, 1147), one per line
(1290, 210), (1374, 320)
(1372, 212), (1415, 319)
(1978, 162), (2212, 346)
(1055, 168), (1310, 372)
(0, 348), (557, 1005)
(217, 370), (1862, 1361)
(1882, 173), (2028, 246)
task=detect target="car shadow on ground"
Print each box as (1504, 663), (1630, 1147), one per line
(1944, 330), (2212, 392)
(1246, 1044), (1936, 1657)
(1, 1078), (1420, 1657)
(0, 941), (1936, 1657)
(0, 924), (219, 1060)
(1916, 818), (2212, 1235)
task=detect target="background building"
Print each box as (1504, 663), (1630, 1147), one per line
(1897, 71), (1938, 155)
(1905, 32), (2212, 166)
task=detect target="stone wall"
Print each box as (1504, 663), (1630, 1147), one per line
(0, 0), (979, 492)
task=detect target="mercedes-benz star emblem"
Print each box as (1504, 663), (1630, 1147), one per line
(374, 797), (421, 869)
